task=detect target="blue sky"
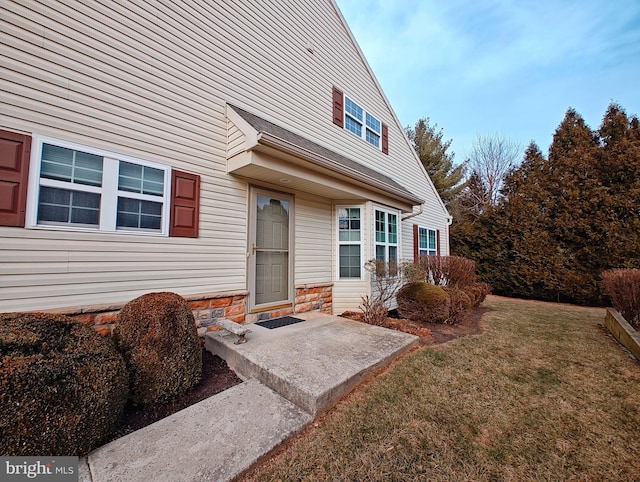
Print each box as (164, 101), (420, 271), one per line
(335, 0), (640, 164)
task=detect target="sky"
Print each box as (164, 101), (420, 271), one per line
(334, 0), (640, 164)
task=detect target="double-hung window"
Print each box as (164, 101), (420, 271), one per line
(337, 206), (362, 279)
(344, 96), (382, 149)
(374, 208), (398, 273)
(29, 138), (170, 234)
(418, 227), (437, 256)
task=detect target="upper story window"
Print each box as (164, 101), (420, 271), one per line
(332, 87), (388, 154)
(418, 227), (437, 256)
(344, 96), (381, 149)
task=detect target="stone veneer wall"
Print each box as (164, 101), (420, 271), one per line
(48, 283), (333, 336)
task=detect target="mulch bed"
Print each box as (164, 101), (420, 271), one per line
(341, 306), (488, 346)
(108, 348), (242, 442)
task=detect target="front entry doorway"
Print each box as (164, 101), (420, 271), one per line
(248, 188), (293, 311)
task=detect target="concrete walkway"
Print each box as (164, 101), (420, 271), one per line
(81, 314), (418, 482)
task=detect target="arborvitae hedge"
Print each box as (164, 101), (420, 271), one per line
(452, 103), (640, 306)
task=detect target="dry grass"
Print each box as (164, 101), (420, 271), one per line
(243, 296), (640, 481)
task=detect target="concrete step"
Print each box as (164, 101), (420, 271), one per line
(83, 380), (312, 482)
(205, 313), (419, 415)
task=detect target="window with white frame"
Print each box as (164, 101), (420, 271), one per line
(374, 208), (398, 272)
(344, 96), (381, 149)
(337, 206), (362, 279)
(418, 227), (437, 256)
(28, 138), (170, 234)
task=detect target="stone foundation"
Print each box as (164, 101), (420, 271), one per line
(49, 283), (333, 336)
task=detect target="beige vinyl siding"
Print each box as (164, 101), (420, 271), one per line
(294, 194), (332, 285)
(1, 0), (449, 312)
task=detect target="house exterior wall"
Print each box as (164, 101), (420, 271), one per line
(1, 0), (450, 316)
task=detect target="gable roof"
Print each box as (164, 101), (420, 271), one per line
(226, 104), (424, 209)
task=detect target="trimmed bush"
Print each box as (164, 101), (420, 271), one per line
(0, 312), (128, 456)
(464, 282), (492, 308)
(602, 269), (640, 329)
(443, 286), (473, 324)
(397, 282), (450, 324)
(113, 292), (202, 405)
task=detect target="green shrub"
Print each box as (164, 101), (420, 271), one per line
(397, 282), (451, 324)
(601, 269), (640, 329)
(113, 292), (202, 405)
(0, 312), (128, 456)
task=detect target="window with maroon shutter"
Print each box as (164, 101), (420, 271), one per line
(332, 86), (344, 128)
(0, 130), (31, 227)
(417, 226), (437, 257)
(413, 224), (419, 262)
(436, 229), (441, 256)
(170, 169), (200, 238)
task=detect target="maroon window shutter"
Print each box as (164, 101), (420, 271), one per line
(381, 123), (389, 154)
(436, 229), (441, 256)
(0, 130), (31, 227)
(332, 87), (344, 127)
(413, 224), (419, 262)
(170, 169), (200, 238)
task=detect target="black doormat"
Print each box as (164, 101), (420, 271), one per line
(256, 316), (305, 329)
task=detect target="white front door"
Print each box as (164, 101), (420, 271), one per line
(249, 188), (293, 310)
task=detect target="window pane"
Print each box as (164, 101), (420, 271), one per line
(365, 113), (381, 133)
(339, 207), (361, 242)
(117, 197), (162, 231)
(365, 129), (380, 147)
(376, 245), (385, 261)
(345, 97), (363, 121)
(429, 229), (436, 250)
(418, 227), (428, 250)
(119, 161), (164, 196)
(388, 213), (398, 244)
(345, 116), (362, 136)
(38, 186), (100, 226)
(41, 144), (103, 186)
(375, 210), (385, 243)
(339, 245), (361, 278)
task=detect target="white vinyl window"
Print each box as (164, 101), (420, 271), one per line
(374, 208), (398, 271)
(344, 96), (381, 149)
(27, 137), (170, 234)
(418, 227), (437, 256)
(337, 206), (363, 279)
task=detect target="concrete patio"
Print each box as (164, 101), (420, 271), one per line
(205, 312), (420, 415)
(81, 313), (419, 482)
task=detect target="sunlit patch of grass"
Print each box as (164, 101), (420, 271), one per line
(244, 296), (640, 481)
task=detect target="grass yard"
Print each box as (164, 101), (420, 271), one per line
(245, 296), (640, 481)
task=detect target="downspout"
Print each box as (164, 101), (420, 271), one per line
(401, 204), (423, 221)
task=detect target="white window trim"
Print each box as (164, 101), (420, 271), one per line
(26, 136), (171, 236)
(373, 207), (400, 265)
(336, 204), (364, 280)
(418, 226), (438, 256)
(343, 93), (382, 150)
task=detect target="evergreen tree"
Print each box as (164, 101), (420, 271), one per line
(406, 118), (465, 204)
(452, 103), (640, 305)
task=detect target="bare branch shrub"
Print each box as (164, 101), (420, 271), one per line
(601, 269), (640, 329)
(414, 255), (477, 288)
(359, 259), (403, 326)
